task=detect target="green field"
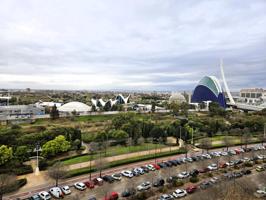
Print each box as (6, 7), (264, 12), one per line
(63, 143), (167, 165)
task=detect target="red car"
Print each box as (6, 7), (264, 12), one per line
(186, 185), (197, 193)
(152, 163), (161, 170)
(199, 168), (210, 173)
(84, 181), (94, 189)
(103, 192), (119, 200)
(219, 163), (227, 168)
(92, 178), (103, 186)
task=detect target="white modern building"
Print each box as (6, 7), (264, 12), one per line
(91, 94), (130, 109)
(239, 88), (266, 104)
(58, 101), (92, 114)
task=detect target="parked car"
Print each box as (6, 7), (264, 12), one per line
(199, 168), (210, 173)
(207, 164), (218, 170)
(158, 162), (167, 168)
(93, 177), (103, 186)
(153, 178), (165, 187)
(220, 151), (228, 156)
(210, 177), (219, 184)
(159, 194), (174, 200)
(200, 181), (212, 190)
(84, 180), (95, 188)
(146, 164), (155, 171)
(121, 170), (134, 178)
(178, 171), (190, 179)
(121, 188), (136, 197)
(29, 195), (41, 200)
(137, 181), (151, 191)
(189, 169), (199, 176)
(152, 163), (161, 170)
(241, 169), (251, 175)
(38, 191), (51, 200)
(49, 187), (63, 199)
(61, 186), (71, 195)
(219, 163), (227, 168)
(172, 189), (187, 198)
(140, 166), (150, 173)
(88, 196), (96, 200)
(111, 173), (122, 181)
(256, 166), (265, 172)
(186, 185), (197, 194)
(103, 192), (119, 200)
(102, 175), (115, 183)
(232, 172), (243, 178)
(74, 182), (86, 191)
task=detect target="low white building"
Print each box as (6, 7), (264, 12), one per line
(58, 101), (91, 114)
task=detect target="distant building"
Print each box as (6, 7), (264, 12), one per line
(91, 94), (130, 109)
(58, 101), (91, 114)
(0, 105), (45, 119)
(239, 88), (266, 104)
(191, 76), (226, 108)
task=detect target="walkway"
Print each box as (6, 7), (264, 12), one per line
(67, 146), (180, 170)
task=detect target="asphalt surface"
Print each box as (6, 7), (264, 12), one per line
(4, 144), (265, 200)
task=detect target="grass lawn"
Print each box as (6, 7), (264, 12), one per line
(63, 143), (167, 165)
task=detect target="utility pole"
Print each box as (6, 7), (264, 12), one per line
(89, 148), (93, 180)
(34, 143), (42, 176)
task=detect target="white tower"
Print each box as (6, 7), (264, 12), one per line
(220, 59), (235, 105)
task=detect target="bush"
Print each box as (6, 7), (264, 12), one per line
(190, 176), (199, 183)
(173, 180), (184, 187)
(4, 178), (27, 193)
(245, 162), (253, 167)
(13, 165), (33, 175)
(207, 172), (213, 177)
(158, 186), (167, 193)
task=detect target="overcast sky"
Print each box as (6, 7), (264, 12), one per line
(0, 0), (265, 91)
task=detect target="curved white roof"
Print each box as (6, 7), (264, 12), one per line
(58, 101), (91, 112)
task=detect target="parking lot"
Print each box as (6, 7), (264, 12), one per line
(33, 145), (266, 200)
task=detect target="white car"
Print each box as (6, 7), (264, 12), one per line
(146, 164), (155, 171)
(210, 177), (219, 184)
(121, 170), (134, 178)
(221, 151), (228, 156)
(178, 171), (190, 179)
(137, 181), (151, 191)
(61, 185), (71, 195)
(207, 164), (218, 170)
(74, 182), (86, 191)
(112, 173), (122, 180)
(39, 191), (51, 200)
(257, 155), (265, 160)
(202, 154), (211, 159)
(172, 189), (187, 198)
(49, 187), (63, 198)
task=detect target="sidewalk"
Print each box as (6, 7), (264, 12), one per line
(68, 146), (180, 170)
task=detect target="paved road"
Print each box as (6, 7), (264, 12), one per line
(4, 144), (264, 200)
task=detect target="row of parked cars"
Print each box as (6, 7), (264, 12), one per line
(27, 145), (265, 200)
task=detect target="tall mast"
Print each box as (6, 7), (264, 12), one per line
(220, 59), (235, 105)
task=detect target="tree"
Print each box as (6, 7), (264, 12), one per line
(200, 138), (212, 153)
(50, 104), (59, 120)
(151, 101), (156, 113)
(0, 145), (13, 166)
(209, 102), (226, 116)
(0, 174), (17, 200)
(42, 135), (71, 157)
(242, 133), (252, 148)
(48, 161), (67, 186)
(14, 146), (30, 163)
(223, 135), (233, 151)
(150, 126), (162, 140)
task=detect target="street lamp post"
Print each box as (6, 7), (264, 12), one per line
(34, 143), (42, 176)
(89, 148), (93, 180)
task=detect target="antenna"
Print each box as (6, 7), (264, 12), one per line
(220, 59), (235, 105)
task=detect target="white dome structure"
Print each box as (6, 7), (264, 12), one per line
(58, 102), (91, 113)
(169, 93), (186, 104)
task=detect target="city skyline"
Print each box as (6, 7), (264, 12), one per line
(0, 0), (265, 91)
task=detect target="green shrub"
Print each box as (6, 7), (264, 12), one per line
(245, 162), (253, 167)
(13, 165), (33, 175)
(173, 180), (184, 187)
(207, 172), (213, 177)
(190, 176), (199, 183)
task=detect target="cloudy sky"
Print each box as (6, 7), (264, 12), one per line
(0, 0), (265, 91)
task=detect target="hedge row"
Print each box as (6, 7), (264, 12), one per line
(4, 178), (27, 194)
(66, 148), (187, 178)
